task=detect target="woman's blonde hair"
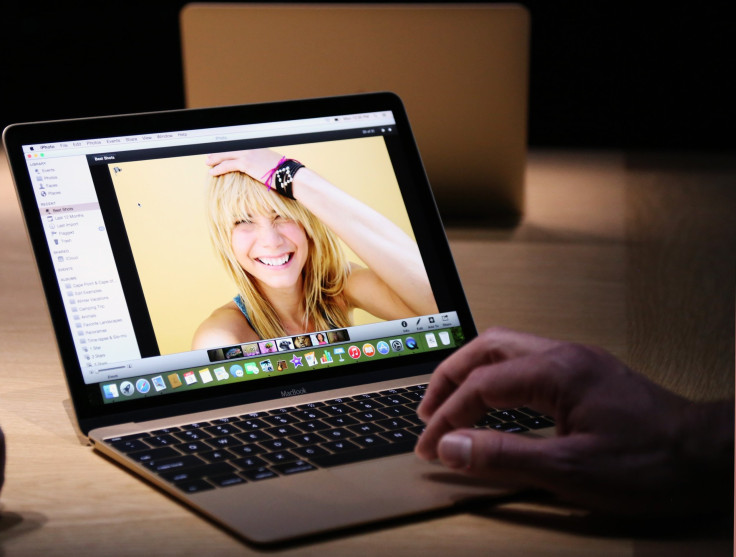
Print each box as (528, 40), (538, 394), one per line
(207, 171), (351, 339)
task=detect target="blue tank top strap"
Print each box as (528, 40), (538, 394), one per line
(233, 294), (254, 328)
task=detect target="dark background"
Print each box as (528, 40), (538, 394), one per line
(1, 1), (732, 150)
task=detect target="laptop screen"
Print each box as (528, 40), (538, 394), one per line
(5, 94), (475, 428)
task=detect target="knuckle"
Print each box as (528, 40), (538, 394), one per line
(549, 342), (603, 380)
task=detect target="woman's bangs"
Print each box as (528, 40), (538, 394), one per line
(227, 174), (302, 226)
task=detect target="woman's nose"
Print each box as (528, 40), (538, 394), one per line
(256, 223), (283, 247)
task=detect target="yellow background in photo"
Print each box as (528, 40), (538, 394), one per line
(110, 136), (415, 355)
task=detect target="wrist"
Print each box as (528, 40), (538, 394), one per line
(261, 158), (303, 199)
(678, 399), (734, 512)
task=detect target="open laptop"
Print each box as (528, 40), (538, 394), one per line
(3, 93), (552, 545)
(180, 3), (530, 223)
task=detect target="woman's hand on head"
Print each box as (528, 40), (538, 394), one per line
(207, 149), (284, 180)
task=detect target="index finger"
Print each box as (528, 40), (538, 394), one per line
(417, 327), (561, 422)
(205, 151), (246, 176)
(415, 345), (567, 461)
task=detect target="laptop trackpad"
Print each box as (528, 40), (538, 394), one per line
(191, 453), (510, 544)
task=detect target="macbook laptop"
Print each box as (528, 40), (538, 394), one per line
(3, 93), (552, 545)
(180, 3), (530, 223)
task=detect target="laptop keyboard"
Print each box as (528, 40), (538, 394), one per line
(103, 384), (554, 494)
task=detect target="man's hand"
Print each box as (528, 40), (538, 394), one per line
(415, 327), (734, 516)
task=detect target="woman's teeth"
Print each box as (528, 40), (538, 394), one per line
(258, 254), (291, 266)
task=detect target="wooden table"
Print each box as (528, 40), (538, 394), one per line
(1, 148), (733, 556)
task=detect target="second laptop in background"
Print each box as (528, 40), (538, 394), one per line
(180, 3), (530, 224)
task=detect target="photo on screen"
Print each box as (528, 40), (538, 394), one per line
(108, 136), (436, 356)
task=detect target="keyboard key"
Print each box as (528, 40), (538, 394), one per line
(205, 436), (241, 449)
(352, 392), (379, 400)
(347, 423), (384, 435)
(476, 414), (502, 427)
(379, 388), (408, 395)
(403, 391), (425, 402)
(151, 427), (181, 435)
(205, 424), (242, 436)
(260, 438), (297, 452)
(160, 462), (235, 483)
(379, 430), (417, 443)
(109, 438), (150, 453)
(352, 411), (383, 422)
(492, 422), (529, 434)
(352, 435), (390, 449)
(376, 394), (411, 406)
(209, 473), (246, 487)
(271, 460), (316, 475)
(292, 445), (330, 459)
(293, 408), (328, 420)
(200, 449), (230, 462)
(321, 439), (360, 453)
(263, 414), (299, 426)
(377, 405), (413, 418)
(321, 428), (356, 441)
(128, 446), (180, 463)
(296, 402), (325, 410)
(408, 425), (425, 436)
(146, 434), (178, 447)
(228, 444), (266, 457)
(295, 420), (331, 433)
(181, 422), (207, 430)
(269, 406), (296, 415)
(177, 441), (209, 454)
(322, 403), (352, 416)
(145, 454), (205, 473)
(347, 399), (384, 412)
(288, 432), (326, 446)
(240, 467), (278, 481)
(323, 415), (359, 427)
(235, 430), (273, 443)
(325, 397), (353, 405)
(376, 417), (412, 431)
(232, 456), (268, 470)
(403, 413), (424, 426)
(238, 418), (269, 430)
(517, 416), (555, 429)
(176, 479), (215, 493)
(210, 417), (240, 425)
(173, 430), (212, 442)
(262, 451), (298, 465)
(265, 425), (301, 438)
(491, 410), (523, 422)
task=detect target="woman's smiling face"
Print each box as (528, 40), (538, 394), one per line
(231, 211), (309, 291)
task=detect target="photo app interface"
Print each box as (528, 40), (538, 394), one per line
(22, 110), (465, 406)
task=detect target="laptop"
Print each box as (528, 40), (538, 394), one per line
(3, 93), (552, 545)
(180, 3), (530, 224)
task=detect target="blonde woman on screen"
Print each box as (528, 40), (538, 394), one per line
(192, 149), (437, 349)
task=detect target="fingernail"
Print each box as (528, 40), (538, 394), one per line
(438, 433), (472, 469)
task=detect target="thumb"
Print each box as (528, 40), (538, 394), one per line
(437, 429), (562, 485)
